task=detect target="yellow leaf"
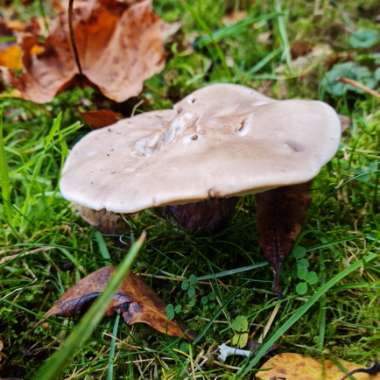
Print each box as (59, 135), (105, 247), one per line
(257, 353), (380, 380)
(0, 45), (22, 70)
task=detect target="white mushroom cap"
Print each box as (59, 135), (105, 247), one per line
(60, 84), (341, 213)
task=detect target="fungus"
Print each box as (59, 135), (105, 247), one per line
(61, 83), (341, 233)
(60, 84), (341, 289)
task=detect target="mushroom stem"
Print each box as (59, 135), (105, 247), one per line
(163, 197), (238, 233)
(75, 204), (128, 234)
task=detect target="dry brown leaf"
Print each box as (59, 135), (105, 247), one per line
(13, 0), (174, 103)
(339, 115), (351, 132)
(255, 183), (311, 294)
(0, 337), (4, 366)
(81, 109), (121, 128)
(222, 10), (248, 25)
(256, 353), (380, 380)
(290, 40), (313, 59)
(46, 266), (192, 339)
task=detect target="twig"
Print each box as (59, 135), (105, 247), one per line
(340, 361), (380, 380)
(0, 247), (53, 265)
(68, 0), (83, 74)
(339, 77), (380, 101)
(258, 303), (281, 343)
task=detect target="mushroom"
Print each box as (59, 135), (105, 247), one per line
(60, 83), (341, 234)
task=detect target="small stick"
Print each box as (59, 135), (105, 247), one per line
(258, 303), (281, 343)
(340, 361), (380, 380)
(339, 77), (380, 101)
(68, 0), (83, 74)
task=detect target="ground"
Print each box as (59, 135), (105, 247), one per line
(0, 0), (379, 379)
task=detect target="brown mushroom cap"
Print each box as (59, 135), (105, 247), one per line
(60, 84), (341, 213)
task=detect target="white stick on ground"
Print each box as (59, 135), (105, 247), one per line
(217, 343), (252, 362)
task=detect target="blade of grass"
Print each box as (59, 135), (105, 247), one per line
(249, 48), (281, 75)
(106, 312), (121, 380)
(195, 12), (281, 48)
(274, 0), (291, 67)
(0, 109), (11, 223)
(95, 231), (112, 264)
(238, 253), (377, 377)
(196, 262), (267, 281)
(318, 251), (326, 351)
(34, 231), (146, 380)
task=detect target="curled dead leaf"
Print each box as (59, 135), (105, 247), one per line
(46, 266), (192, 339)
(256, 353), (380, 380)
(12, 0), (175, 103)
(255, 183), (311, 294)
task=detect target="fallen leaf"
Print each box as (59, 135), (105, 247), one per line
(339, 114), (351, 132)
(0, 45), (23, 70)
(81, 109), (121, 129)
(278, 44), (334, 76)
(46, 266), (192, 339)
(256, 353), (380, 380)
(290, 40), (313, 59)
(222, 10), (248, 25)
(0, 336), (3, 358)
(13, 0), (175, 103)
(0, 19), (21, 70)
(0, 18), (42, 70)
(255, 183), (311, 294)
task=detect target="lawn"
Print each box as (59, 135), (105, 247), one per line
(0, 0), (379, 379)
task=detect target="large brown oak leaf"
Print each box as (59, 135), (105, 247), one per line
(12, 0), (174, 103)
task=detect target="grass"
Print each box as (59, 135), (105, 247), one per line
(0, 0), (380, 379)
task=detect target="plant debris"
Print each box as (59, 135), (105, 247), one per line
(12, 0), (175, 103)
(256, 353), (380, 380)
(0, 17), (41, 70)
(255, 183), (311, 295)
(46, 266), (192, 339)
(81, 109), (121, 129)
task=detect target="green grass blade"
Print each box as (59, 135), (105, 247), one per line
(95, 231), (112, 264)
(0, 109), (11, 222)
(106, 312), (121, 380)
(249, 48), (281, 75)
(196, 262), (267, 281)
(275, 0), (292, 67)
(195, 12), (280, 49)
(34, 232), (146, 380)
(238, 253), (377, 377)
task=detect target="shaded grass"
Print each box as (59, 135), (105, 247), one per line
(0, 0), (379, 378)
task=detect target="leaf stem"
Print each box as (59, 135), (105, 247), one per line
(339, 77), (380, 100)
(68, 0), (83, 75)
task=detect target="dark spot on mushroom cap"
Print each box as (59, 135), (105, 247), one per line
(286, 140), (304, 152)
